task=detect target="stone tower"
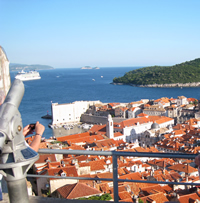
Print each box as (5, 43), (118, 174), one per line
(0, 46), (11, 104)
(106, 114), (114, 139)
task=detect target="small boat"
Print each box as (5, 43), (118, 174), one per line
(81, 66), (92, 69)
(92, 79), (95, 81)
(41, 111), (52, 119)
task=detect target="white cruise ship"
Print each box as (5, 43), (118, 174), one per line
(15, 70), (41, 81)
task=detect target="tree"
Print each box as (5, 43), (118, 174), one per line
(139, 198), (144, 203)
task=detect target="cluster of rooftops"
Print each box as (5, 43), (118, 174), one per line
(24, 95), (200, 202)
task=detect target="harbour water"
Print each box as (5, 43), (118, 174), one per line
(10, 67), (200, 139)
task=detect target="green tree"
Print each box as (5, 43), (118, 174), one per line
(139, 198), (144, 203)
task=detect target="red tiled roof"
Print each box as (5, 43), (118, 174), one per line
(118, 117), (150, 128)
(89, 124), (106, 135)
(137, 113), (148, 117)
(108, 103), (120, 108)
(95, 172), (113, 184)
(161, 185), (173, 193)
(148, 116), (174, 124)
(48, 162), (61, 169)
(67, 145), (85, 150)
(65, 134), (105, 145)
(95, 139), (118, 148)
(78, 162), (90, 167)
(118, 191), (132, 200)
(35, 154), (57, 164)
(178, 192), (200, 203)
(78, 174), (93, 187)
(168, 163), (197, 174)
(97, 183), (110, 193)
(141, 185), (166, 196)
(119, 172), (142, 181)
(48, 165), (78, 179)
(114, 132), (123, 137)
(57, 182), (101, 199)
(140, 192), (169, 203)
(57, 132), (90, 142)
(187, 98), (196, 102)
(89, 160), (106, 171)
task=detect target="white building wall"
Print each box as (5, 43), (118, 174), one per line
(37, 177), (48, 196)
(128, 107), (142, 119)
(124, 122), (152, 143)
(113, 135), (126, 142)
(159, 119), (174, 128)
(52, 101), (101, 125)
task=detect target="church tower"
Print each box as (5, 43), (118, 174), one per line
(106, 114), (114, 139)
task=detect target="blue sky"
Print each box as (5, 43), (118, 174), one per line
(1, 0), (200, 68)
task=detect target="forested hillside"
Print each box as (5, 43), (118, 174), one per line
(113, 58), (200, 85)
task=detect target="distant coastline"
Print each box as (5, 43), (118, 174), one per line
(9, 63), (54, 71)
(111, 82), (200, 88)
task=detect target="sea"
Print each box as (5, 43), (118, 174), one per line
(9, 67), (200, 139)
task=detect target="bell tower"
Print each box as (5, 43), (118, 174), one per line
(106, 114), (114, 139)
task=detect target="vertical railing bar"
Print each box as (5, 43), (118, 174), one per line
(113, 153), (119, 203)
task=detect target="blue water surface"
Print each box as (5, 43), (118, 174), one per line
(10, 67), (200, 138)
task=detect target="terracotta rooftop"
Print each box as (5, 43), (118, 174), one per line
(140, 192), (169, 203)
(118, 191), (132, 200)
(89, 124), (106, 135)
(89, 159), (106, 171)
(48, 165), (78, 179)
(97, 182), (110, 193)
(56, 182), (101, 199)
(64, 134), (105, 145)
(178, 191), (200, 203)
(95, 138), (118, 148)
(119, 117), (150, 129)
(35, 154), (57, 164)
(168, 163), (197, 174)
(56, 132), (90, 142)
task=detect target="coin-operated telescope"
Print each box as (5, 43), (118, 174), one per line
(0, 79), (39, 203)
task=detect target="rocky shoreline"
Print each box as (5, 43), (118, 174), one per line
(111, 82), (200, 88)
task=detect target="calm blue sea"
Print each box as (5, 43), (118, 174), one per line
(10, 67), (200, 138)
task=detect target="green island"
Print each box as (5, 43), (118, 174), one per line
(112, 58), (200, 87)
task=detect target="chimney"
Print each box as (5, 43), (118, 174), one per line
(186, 176), (188, 182)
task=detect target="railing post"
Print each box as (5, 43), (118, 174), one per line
(112, 153), (119, 203)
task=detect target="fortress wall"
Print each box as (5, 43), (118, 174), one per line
(80, 114), (126, 124)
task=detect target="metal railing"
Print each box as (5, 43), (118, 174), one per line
(27, 149), (199, 203)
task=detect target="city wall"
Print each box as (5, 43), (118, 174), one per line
(80, 114), (125, 124)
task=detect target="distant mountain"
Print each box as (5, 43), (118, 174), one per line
(113, 58), (200, 85)
(9, 63), (54, 71)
